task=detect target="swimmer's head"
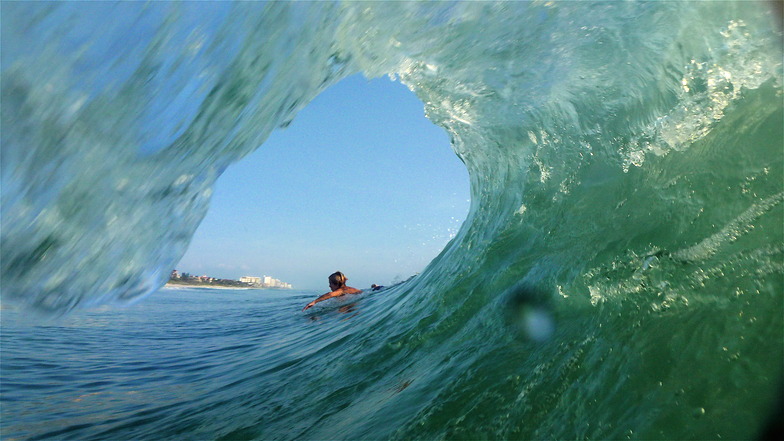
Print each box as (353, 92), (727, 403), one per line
(329, 271), (347, 289)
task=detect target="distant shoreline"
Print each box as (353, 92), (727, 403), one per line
(163, 282), (292, 291)
(164, 282), (254, 290)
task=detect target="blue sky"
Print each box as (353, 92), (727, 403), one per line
(176, 74), (470, 290)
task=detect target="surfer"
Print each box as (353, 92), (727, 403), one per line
(302, 271), (362, 311)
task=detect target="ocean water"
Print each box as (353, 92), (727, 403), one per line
(1, 1), (782, 440)
(0, 287), (358, 440)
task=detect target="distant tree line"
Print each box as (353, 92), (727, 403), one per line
(168, 272), (250, 288)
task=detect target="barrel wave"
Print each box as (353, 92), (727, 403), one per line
(1, 1), (782, 439)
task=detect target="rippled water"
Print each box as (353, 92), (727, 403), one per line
(2, 1), (782, 439)
(1, 288), (330, 439)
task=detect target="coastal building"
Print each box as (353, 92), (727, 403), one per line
(234, 275), (292, 289)
(240, 276), (262, 285)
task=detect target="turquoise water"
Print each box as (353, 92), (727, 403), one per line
(2, 282), (780, 440)
(2, 1), (782, 439)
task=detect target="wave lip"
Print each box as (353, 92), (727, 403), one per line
(2, 0), (781, 314)
(1, 2), (782, 438)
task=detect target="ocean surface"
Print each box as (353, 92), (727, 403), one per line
(0, 287), (361, 440)
(1, 1), (782, 440)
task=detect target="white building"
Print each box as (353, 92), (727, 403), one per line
(240, 276), (261, 285)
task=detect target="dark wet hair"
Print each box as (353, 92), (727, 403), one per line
(329, 271), (347, 287)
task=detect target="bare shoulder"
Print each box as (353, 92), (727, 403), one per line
(344, 286), (362, 294)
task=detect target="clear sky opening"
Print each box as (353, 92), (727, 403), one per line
(175, 74), (470, 290)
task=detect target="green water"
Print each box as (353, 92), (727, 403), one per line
(2, 1), (782, 439)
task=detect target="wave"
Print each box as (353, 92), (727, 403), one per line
(1, 1), (782, 438)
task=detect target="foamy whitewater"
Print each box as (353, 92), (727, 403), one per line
(1, 1), (782, 439)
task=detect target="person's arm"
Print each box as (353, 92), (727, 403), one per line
(302, 290), (341, 311)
